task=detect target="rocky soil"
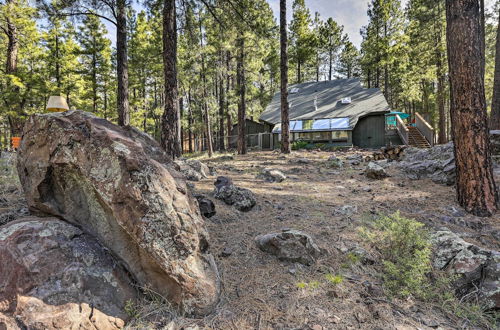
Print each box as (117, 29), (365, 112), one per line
(1, 143), (499, 329)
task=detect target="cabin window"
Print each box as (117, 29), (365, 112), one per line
(303, 120), (313, 130)
(330, 118), (350, 129)
(297, 131), (332, 141)
(312, 119), (330, 130)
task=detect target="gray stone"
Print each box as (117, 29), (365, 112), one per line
(194, 194), (216, 218)
(365, 162), (388, 179)
(257, 168), (287, 183)
(431, 229), (499, 309)
(255, 229), (322, 265)
(17, 110), (220, 316)
(213, 176), (256, 212)
(333, 205), (358, 216)
(0, 217), (137, 329)
(326, 156), (344, 168)
(397, 143), (455, 185)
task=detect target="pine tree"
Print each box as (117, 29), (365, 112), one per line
(319, 17), (343, 81)
(78, 14), (112, 114)
(290, 0), (313, 83)
(337, 37), (361, 79)
(446, 0), (498, 216)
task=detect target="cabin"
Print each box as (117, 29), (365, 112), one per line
(260, 79), (397, 149)
(229, 119), (271, 149)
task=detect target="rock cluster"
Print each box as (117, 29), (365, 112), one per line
(397, 143), (455, 185)
(255, 229), (322, 266)
(213, 176), (256, 212)
(431, 229), (499, 309)
(12, 110), (220, 320)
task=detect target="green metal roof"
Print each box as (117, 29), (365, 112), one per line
(259, 79), (391, 128)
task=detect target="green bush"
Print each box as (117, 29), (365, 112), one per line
(361, 212), (431, 298)
(291, 140), (309, 150)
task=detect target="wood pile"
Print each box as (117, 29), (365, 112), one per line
(371, 145), (407, 161)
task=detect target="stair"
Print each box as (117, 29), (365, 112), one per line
(407, 126), (431, 148)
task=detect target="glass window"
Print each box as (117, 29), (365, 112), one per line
(303, 120), (313, 130)
(272, 123), (281, 133)
(331, 118), (350, 129)
(290, 120), (302, 130)
(313, 119), (330, 130)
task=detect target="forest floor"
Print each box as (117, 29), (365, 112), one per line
(185, 149), (500, 330)
(1, 149), (499, 329)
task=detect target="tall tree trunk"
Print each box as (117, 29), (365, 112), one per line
(490, 11), (500, 129)
(280, 0), (290, 154)
(200, 19), (213, 158)
(436, 0), (447, 144)
(297, 60), (301, 84)
(218, 59), (225, 151)
(446, 0), (498, 216)
(329, 50), (333, 81)
(161, 0), (181, 158)
(5, 0), (23, 136)
(116, 0), (130, 126)
(237, 34), (246, 155)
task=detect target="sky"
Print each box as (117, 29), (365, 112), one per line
(267, 0), (495, 48)
(104, 0), (496, 48)
(267, 0), (408, 47)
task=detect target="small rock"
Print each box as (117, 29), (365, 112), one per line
(365, 162), (388, 180)
(194, 194), (216, 218)
(255, 229), (322, 266)
(326, 156), (344, 168)
(333, 205), (358, 216)
(257, 168), (287, 183)
(214, 176), (256, 212)
(220, 247), (232, 257)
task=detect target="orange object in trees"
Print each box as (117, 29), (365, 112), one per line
(11, 137), (21, 149)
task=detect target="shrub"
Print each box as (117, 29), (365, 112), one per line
(361, 212), (431, 298)
(291, 140), (309, 150)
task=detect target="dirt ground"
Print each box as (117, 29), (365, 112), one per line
(1, 149), (499, 329)
(187, 149), (499, 330)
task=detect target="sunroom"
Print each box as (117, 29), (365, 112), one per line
(272, 117), (352, 145)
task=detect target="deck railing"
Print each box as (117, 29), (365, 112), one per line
(396, 114), (409, 145)
(415, 112), (435, 146)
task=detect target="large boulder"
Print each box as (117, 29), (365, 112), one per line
(0, 217), (137, 329)
(16, 110), (219, 315)
(213, 176), (256, 212)
(398, 143), (456, 185)
(431, 230), (499, 309)
(255, 229), (322, 266)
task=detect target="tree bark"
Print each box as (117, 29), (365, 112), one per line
(237, 33), (246, 155)
(436, 1), (447, 144)
(116, 0), (130, 126)
(329, 50), (333, 81)
(446, 0), (498, 216)
(490, 10), (500, 129)
(218, 59), (225, 151)
(199, 18), (213, 158)
(280, 0), (290, 154)
(161, 0), (181, 158)
(4, 0), (23, 136)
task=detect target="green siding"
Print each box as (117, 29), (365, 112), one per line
(352, 114), (386, 148)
